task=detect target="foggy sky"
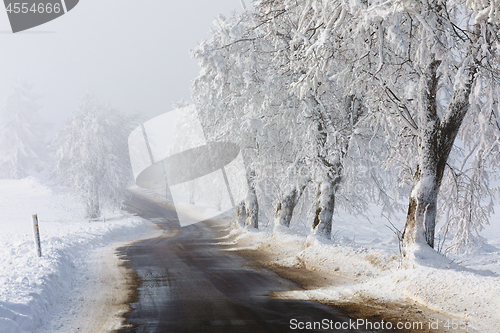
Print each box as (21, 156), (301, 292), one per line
(0, 0), (243, 133)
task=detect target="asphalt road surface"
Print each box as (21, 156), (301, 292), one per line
(116, 194), (388, 333)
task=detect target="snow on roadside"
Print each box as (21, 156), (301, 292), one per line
(225, 206), (500, 332)
(0, 177), (153, 333)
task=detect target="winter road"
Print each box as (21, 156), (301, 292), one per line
(115, 193), (386, 333)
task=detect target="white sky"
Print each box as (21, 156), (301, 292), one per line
(0, 0), (243, 132)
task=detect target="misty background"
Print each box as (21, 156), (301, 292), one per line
(0, 0), (243, 135)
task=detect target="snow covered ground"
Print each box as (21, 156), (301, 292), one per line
(6, 177), (496, 332)
(0, 177), (155, 333)
(223, 205), (500, 332)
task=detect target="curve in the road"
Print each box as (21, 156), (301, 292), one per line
(114, 194), (389, 333)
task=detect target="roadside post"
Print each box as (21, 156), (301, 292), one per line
(32, 214), (42, 257)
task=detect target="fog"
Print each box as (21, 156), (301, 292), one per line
(0, 0), (242, 134)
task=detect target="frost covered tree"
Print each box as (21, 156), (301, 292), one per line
(375, 2), (498, 255)
(53, 94), (135, 218)
(192, 10), (277, 229)
(0, 83), (47, 178)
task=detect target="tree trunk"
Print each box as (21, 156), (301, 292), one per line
(86, 184), (100, 219)
(402, 60), (441, 251)
(274, 188), (299, 229)
(308, 94), (361, 239)
(236, 200), (246, 227)
(402, 165), (441, 252)
(311, 173), (340, 239)
(274, 180), (308, 229)
(245, 170), (259, 228)
(402, 54), (477, 254)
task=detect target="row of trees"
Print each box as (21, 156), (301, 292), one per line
(0, 85), (134, 218)
(192, 0), (500, 255)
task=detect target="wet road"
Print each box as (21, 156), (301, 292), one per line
(115, 194), (386, 333)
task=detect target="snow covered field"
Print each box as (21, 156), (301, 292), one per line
(224, 206), (500, 332)
(0, 177), (154, 333)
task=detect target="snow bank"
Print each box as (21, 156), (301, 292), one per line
(227, 205), (500, 332)
(0, 178), (153, 333)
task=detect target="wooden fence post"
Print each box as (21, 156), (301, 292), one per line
(32, 214), (42, 257)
